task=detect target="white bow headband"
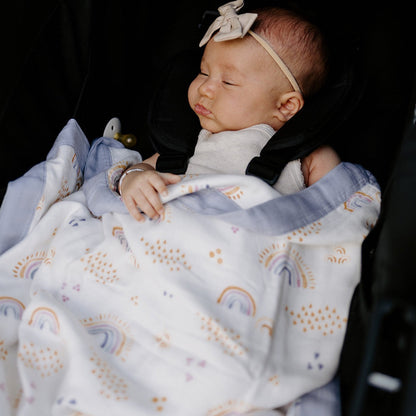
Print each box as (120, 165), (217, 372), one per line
(199, 0), (301, 94)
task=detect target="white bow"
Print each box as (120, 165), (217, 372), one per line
(199, 0), (257, 47)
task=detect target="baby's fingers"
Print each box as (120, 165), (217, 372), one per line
(161, 172), (182, 184)
(141, 183), (166, 217)
(119, 170), (180, 222)
(150, 172), (181, 198)
(123, 194), (146, 223)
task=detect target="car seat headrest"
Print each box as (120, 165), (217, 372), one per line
(148, 49), (202, 174)
(247, 45), (363, 184)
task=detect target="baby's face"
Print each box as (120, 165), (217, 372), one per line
(188, 37), (291, 133)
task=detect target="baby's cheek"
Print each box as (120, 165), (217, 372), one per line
(187, 80), (199, 106)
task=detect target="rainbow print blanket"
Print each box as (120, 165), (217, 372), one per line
(0, 120), (380, 415)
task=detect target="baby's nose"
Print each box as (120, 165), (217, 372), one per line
(198, 78), (216, 98)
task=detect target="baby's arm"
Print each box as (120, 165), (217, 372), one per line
(118, 153), (181, 222)
(301, 145), (341, 187)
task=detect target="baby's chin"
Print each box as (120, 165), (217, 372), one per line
(197, 117), (220, 134)
(197, 118), (239, 134)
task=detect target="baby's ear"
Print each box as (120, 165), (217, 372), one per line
(275, 92), (304, 122)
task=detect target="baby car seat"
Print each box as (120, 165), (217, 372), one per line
(149, 29), (363, 185)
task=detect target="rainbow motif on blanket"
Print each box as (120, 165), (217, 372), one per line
(107, 161), (129, 193)
(327, 247), (350, 264)
(0, 296), (25, 320)
(219, 185), (244, 200)
(112, 226), (139, 268)
(217, 286), (256, 316)
(81, 315), (132, 361)
(28, 307), (60, 335)
(112, 226), (131, 252)
(12, 250), (55, 280)
(255, 317), (274, 337)
(258, 243), (315, 289)
(344, 191), (374, 212)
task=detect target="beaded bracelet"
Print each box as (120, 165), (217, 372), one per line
(118, 168), (144, 197)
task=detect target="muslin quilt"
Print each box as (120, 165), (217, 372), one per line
(0, 119), (380, 415)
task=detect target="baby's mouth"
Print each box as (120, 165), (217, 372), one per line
(194, 103), (212, 117)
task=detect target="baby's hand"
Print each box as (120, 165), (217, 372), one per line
(301, 145), (341, 187)
(119, 167), (181, 222)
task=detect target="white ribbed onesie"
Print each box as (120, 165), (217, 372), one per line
(187, 124), (305, 194)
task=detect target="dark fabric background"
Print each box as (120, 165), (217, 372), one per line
(1, 1), (414, 190)
(0, 0), (214, 189)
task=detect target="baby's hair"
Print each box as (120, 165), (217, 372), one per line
(250, 7), (329, 98)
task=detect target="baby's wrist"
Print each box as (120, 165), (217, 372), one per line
(129, 162), (155, 172)
(117, 167), (148, 197)
(117, 163), (158, 197)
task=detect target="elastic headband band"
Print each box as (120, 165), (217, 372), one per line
(248, 30), (301, 93)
